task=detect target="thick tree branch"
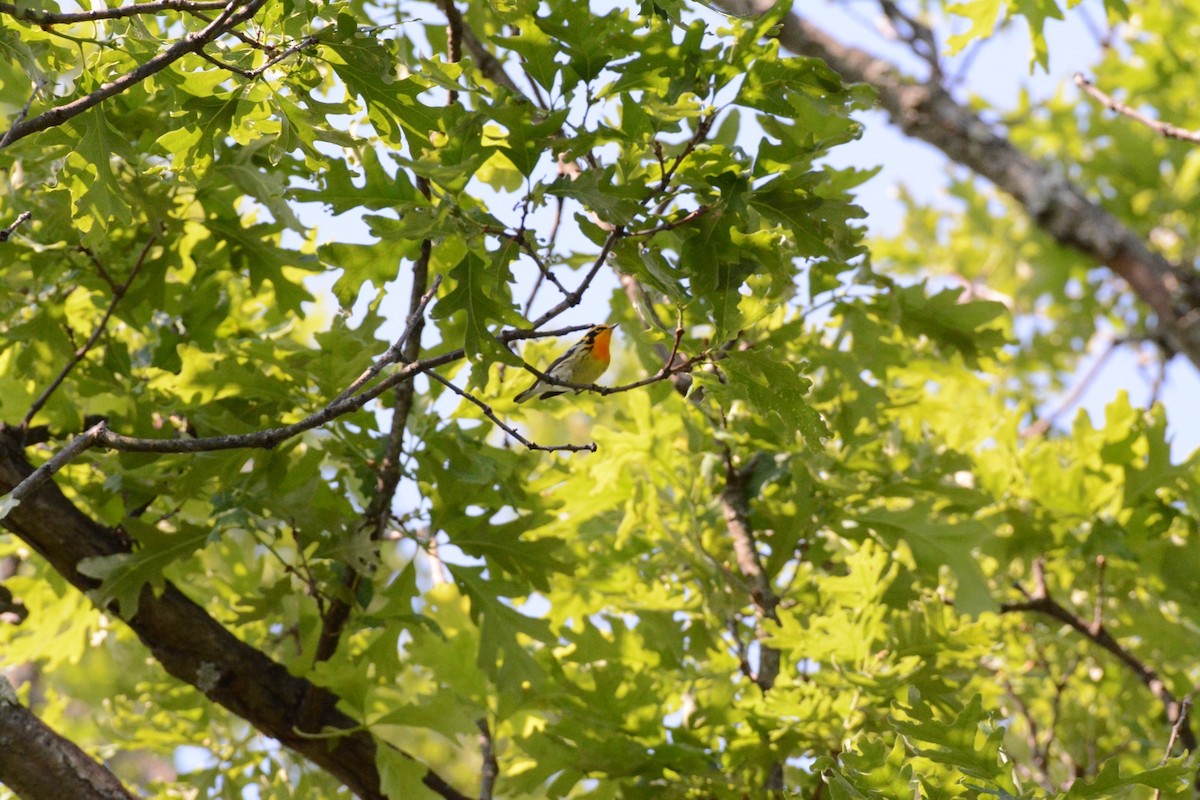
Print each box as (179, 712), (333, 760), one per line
(713, 0), (1200, 371)
(0, 427), (470, 800)
(0, 0), (267, 149)
(0, 677), (136, 800)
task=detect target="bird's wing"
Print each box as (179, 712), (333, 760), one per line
(541, 344), (580, 377)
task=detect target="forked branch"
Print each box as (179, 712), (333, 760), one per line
(1000, 560), (1196, 752)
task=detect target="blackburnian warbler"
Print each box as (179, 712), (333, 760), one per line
(514, 324), (614, 403)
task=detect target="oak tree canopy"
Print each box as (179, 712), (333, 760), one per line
(1, 0), (1199, 797)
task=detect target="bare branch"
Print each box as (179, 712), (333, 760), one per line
(719, 449), (783, 794)
(1091, 555), (1106, 636)
(21, 237), (155, 432)
(0, 0), (268, 148)
(529, 228), (624, 328)
(90, 327), (588, 455)
(0, 211), (31, 243)
(195, 48), (255, 78)
(241, 34), (320, 78)
(429, 371), (597, 453)
(437, 0), (463, 106)
(297, 241), (438, 733)
(18, 318), (577, 462)
(483, 226), (570, 298)
(1152, 689), (1197, 800)
(1163, 693), (1195, 763)
(1075, 73), (1200, 144)
(367, 236), (434, 539)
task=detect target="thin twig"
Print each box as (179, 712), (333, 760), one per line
(1163, 694), (1195, 764)
(244, 34), (319, 78)
(658, 112), (715, 192)
(1077, 4), (1113, 51)
(1002, 678), (1051, 788)
(627, 206), (710, 237)
(523, 174), (573, 317)
(0, 81), (43, 151)
(0, 211), (31, 243)
(514, 344), (711, 399)
(483, 226), (569, 298)
(429, 371), (596, 453)
(330, 273), (443, 407)
(946, 39), (985, 91)
(1091, 555), (1106, 635)
(21, 236), (156, 432)
(1075, 73), (1200, 143)
(196, 49), (255, 78)
(82, 323), (583, 456)
(522, 273), (546, 319)
(515, 30), (550, 111)
(1152, 690), (1197, 800)
(1022, 335), (1120, 438)
(77, 246), (119, 291)
(528, 228), (623, 329)
(195, 27), (319, 77)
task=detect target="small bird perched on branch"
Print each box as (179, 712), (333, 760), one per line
(514, 324), (614, 403)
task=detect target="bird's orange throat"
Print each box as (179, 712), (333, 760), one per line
(592, 327), (613, 361)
